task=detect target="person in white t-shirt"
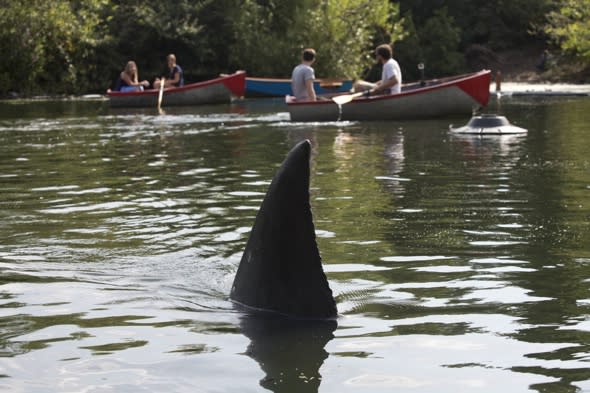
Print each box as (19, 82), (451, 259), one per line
(354, 44), (402, 96)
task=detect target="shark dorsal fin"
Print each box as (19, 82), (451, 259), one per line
(230, 140), (337, 319)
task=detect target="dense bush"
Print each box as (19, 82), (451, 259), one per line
(0, 0), (109, 94)
(0, 0), (587, 96)
(232, 0), (403, 79)
(544, 0), (590, 63)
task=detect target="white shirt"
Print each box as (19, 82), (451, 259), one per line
(382, 58), (402, 94)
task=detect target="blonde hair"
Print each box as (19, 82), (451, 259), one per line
(124, 61), (139, 83)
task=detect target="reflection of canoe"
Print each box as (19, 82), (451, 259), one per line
(107, 71), (246, 107)
(245, 77), (353, 97)
(287, 70), (492, 122)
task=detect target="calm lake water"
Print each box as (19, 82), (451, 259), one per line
(1, 95), (590, 392)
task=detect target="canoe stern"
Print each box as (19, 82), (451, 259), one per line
(223, 71), (246, 98)
(456, 70), (491, 107)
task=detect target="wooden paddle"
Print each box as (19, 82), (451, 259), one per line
(332, 91), (366, 105)
(157, 77), (165, 111)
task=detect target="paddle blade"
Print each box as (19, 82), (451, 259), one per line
(332, 91), (363, 105)
(157, 78), (165, 109)
(332, 94), (354, 105)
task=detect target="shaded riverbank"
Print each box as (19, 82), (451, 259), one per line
(493, 82), (590, 96)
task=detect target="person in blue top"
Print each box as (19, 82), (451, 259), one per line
(153, 54), (184, 89)
(114, 60), (150, 92)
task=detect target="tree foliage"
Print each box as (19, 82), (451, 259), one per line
(544, 0), (590, 62)
(0, 0), (587, 96)
(230, 0), (404, 79)
(0, 0), (110, 94)
(304, 0), (405, 78)
(100, 0), (211, 87)
(395, 0), (556, 79)
(396, 7), (464, 80)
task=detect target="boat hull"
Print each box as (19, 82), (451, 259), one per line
(287, 70), (491, 122)
(107, 71), (246, 108)
(246, 77), (353, 97)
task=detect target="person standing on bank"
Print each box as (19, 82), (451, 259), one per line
(291, 48), (317, 101)
(153, 54), (184, 90)
(354, 44), (402, 96)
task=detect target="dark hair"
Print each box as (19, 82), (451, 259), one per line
(375, 44), (392, 60)
(302, 48), (316, 62)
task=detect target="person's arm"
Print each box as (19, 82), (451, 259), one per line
(165, 67), (181, 87)
(372, 75), (398, 94)
(120, 72), (136, 86)
(121, 72), (149, 87)
(305, 78), (317, 101)
(166, 72), (180, 87)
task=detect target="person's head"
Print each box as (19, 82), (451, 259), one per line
(302, 48), (316, 63)
(375, 44), (393, 63)
(124, 61), (138, 79)
(167, 54), (177, 68)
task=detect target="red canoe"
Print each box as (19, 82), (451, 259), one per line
(287, 70), (492, 121)
(107, 71), (246, 108)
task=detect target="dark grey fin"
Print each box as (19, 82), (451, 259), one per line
(230, 139), (337, 319)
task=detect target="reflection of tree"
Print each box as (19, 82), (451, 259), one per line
(310, 130), (406, 264)
(446, 102), (590, 389)
(504, 100), (590, 328)
(239, 314), (336, 392)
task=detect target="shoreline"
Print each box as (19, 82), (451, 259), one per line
(492, 81), (590, 96)
(2, 83), (590, 102)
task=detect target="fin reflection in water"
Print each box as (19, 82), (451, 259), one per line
(240, 314), (336, 392)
